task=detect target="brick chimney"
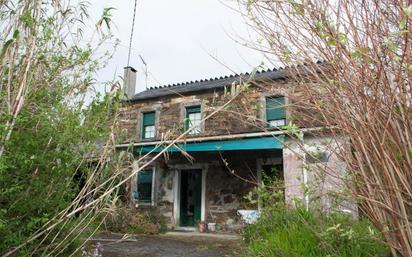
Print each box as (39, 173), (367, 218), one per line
(123, 66), (137, 100)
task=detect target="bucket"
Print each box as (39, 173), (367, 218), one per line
(207, 223), (216, 232)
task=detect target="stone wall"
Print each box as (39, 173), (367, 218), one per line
(120, 78), (357, 228)
(130, 150), (282, 228)
(303, 136), (357, 215)
(155, 165), (175, 224)
(283, 135), (357, 215)
(117, 79), (293, 143)
(204, 154), (258, 225)
(128, 137), (356, 230)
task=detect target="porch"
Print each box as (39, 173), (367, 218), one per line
(130, 134), (287, 230)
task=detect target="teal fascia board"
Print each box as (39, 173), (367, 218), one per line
(136, 135), (284, 153)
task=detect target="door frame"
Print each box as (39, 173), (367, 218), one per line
(172, 164), (207, 228)
(256, 156), (283, 211)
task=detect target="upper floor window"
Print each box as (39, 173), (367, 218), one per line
(266, 96), (286, 128)
(133, 169), (154, 204)
(142, 111), (155, 139)
(185, 105), (201, 135)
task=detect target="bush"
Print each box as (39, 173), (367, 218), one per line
(242, 175), (390, 257)
(0, 1), (120, 255)
(243, 206), (390, 257)
(103, 207), (168, 235)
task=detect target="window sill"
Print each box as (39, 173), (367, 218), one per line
(266, 126), (285, 131)
(185, 133), (203, 137)
(140, 137), (156, 142)
(134, 201), (154, 207)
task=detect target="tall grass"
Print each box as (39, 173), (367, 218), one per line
(243, 206), (390, 257)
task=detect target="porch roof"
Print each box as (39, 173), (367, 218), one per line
(135, 135), (284, 153)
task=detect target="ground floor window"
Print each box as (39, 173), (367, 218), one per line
(134, 169), (154, 204)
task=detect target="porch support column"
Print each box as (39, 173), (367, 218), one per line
(283, 136), (305, 207)
(173, 169), (180, 227)
(201, 166), (207, 221)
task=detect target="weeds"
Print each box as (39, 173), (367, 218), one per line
(102, 207), (168, 235)
(242, 181), (389, 257)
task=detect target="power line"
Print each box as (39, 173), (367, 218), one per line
(127, 0), (138, 66)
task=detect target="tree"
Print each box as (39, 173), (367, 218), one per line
(0, 1), (125, 256)
(239, 0), (412, 256)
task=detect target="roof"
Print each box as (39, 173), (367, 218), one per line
(130, 67), (289, 101)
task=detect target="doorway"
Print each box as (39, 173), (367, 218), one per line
(179, 169), (202, 227)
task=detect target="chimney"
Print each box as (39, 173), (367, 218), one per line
(123, 66), (137, 99)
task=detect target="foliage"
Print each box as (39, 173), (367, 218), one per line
(0, 0), (122, 256)
(243, 171), (284, 210)
(103, 207), (168, 235)
(240, 0), (412, 255)
(0, 91), (121, 255)
(242, 183), (389, 257)
(243, 207), (390, 257)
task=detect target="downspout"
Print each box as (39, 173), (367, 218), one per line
(300, 131), (309, 210)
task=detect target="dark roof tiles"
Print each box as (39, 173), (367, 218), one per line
(130, 67), (288, 101)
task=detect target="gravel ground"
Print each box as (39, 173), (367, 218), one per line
(90, 232), (245, 257)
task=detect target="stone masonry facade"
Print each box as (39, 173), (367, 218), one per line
(118, 79), (293, 144)
(119, 72), (355, 230)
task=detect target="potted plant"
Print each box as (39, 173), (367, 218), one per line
(198, 221), (207, 233)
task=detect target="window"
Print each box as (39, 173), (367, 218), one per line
(134, 170), (154, 203)
(185, 106), (201, 135)
(142, 111), (155, 139)
(266, 96), (286, 127)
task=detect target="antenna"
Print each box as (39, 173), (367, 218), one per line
(127, 0), (138, 66)
(139, 55), (148, 89)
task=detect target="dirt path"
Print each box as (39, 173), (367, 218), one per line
(91, 232), (245, 257)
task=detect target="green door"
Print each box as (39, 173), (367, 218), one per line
(180, 169), (202, 227)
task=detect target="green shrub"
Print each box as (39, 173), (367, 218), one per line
(0, 1), (120, 255)
(242, 175), (390, 257)
(243, 206), (390, 257)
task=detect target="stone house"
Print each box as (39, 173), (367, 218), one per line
(116, 66), (354, 230)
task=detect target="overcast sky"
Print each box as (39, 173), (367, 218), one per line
(90, 0), (266, 94)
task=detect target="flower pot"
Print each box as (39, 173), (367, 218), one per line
(198, 221), (207, 233)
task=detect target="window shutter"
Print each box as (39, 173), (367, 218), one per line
(266, 97), (285, 120)
(186, 106), (201, 115)
(137, 170), (153, 202)
(143, 112), (155, 126)
(138, 170), (153, 183)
